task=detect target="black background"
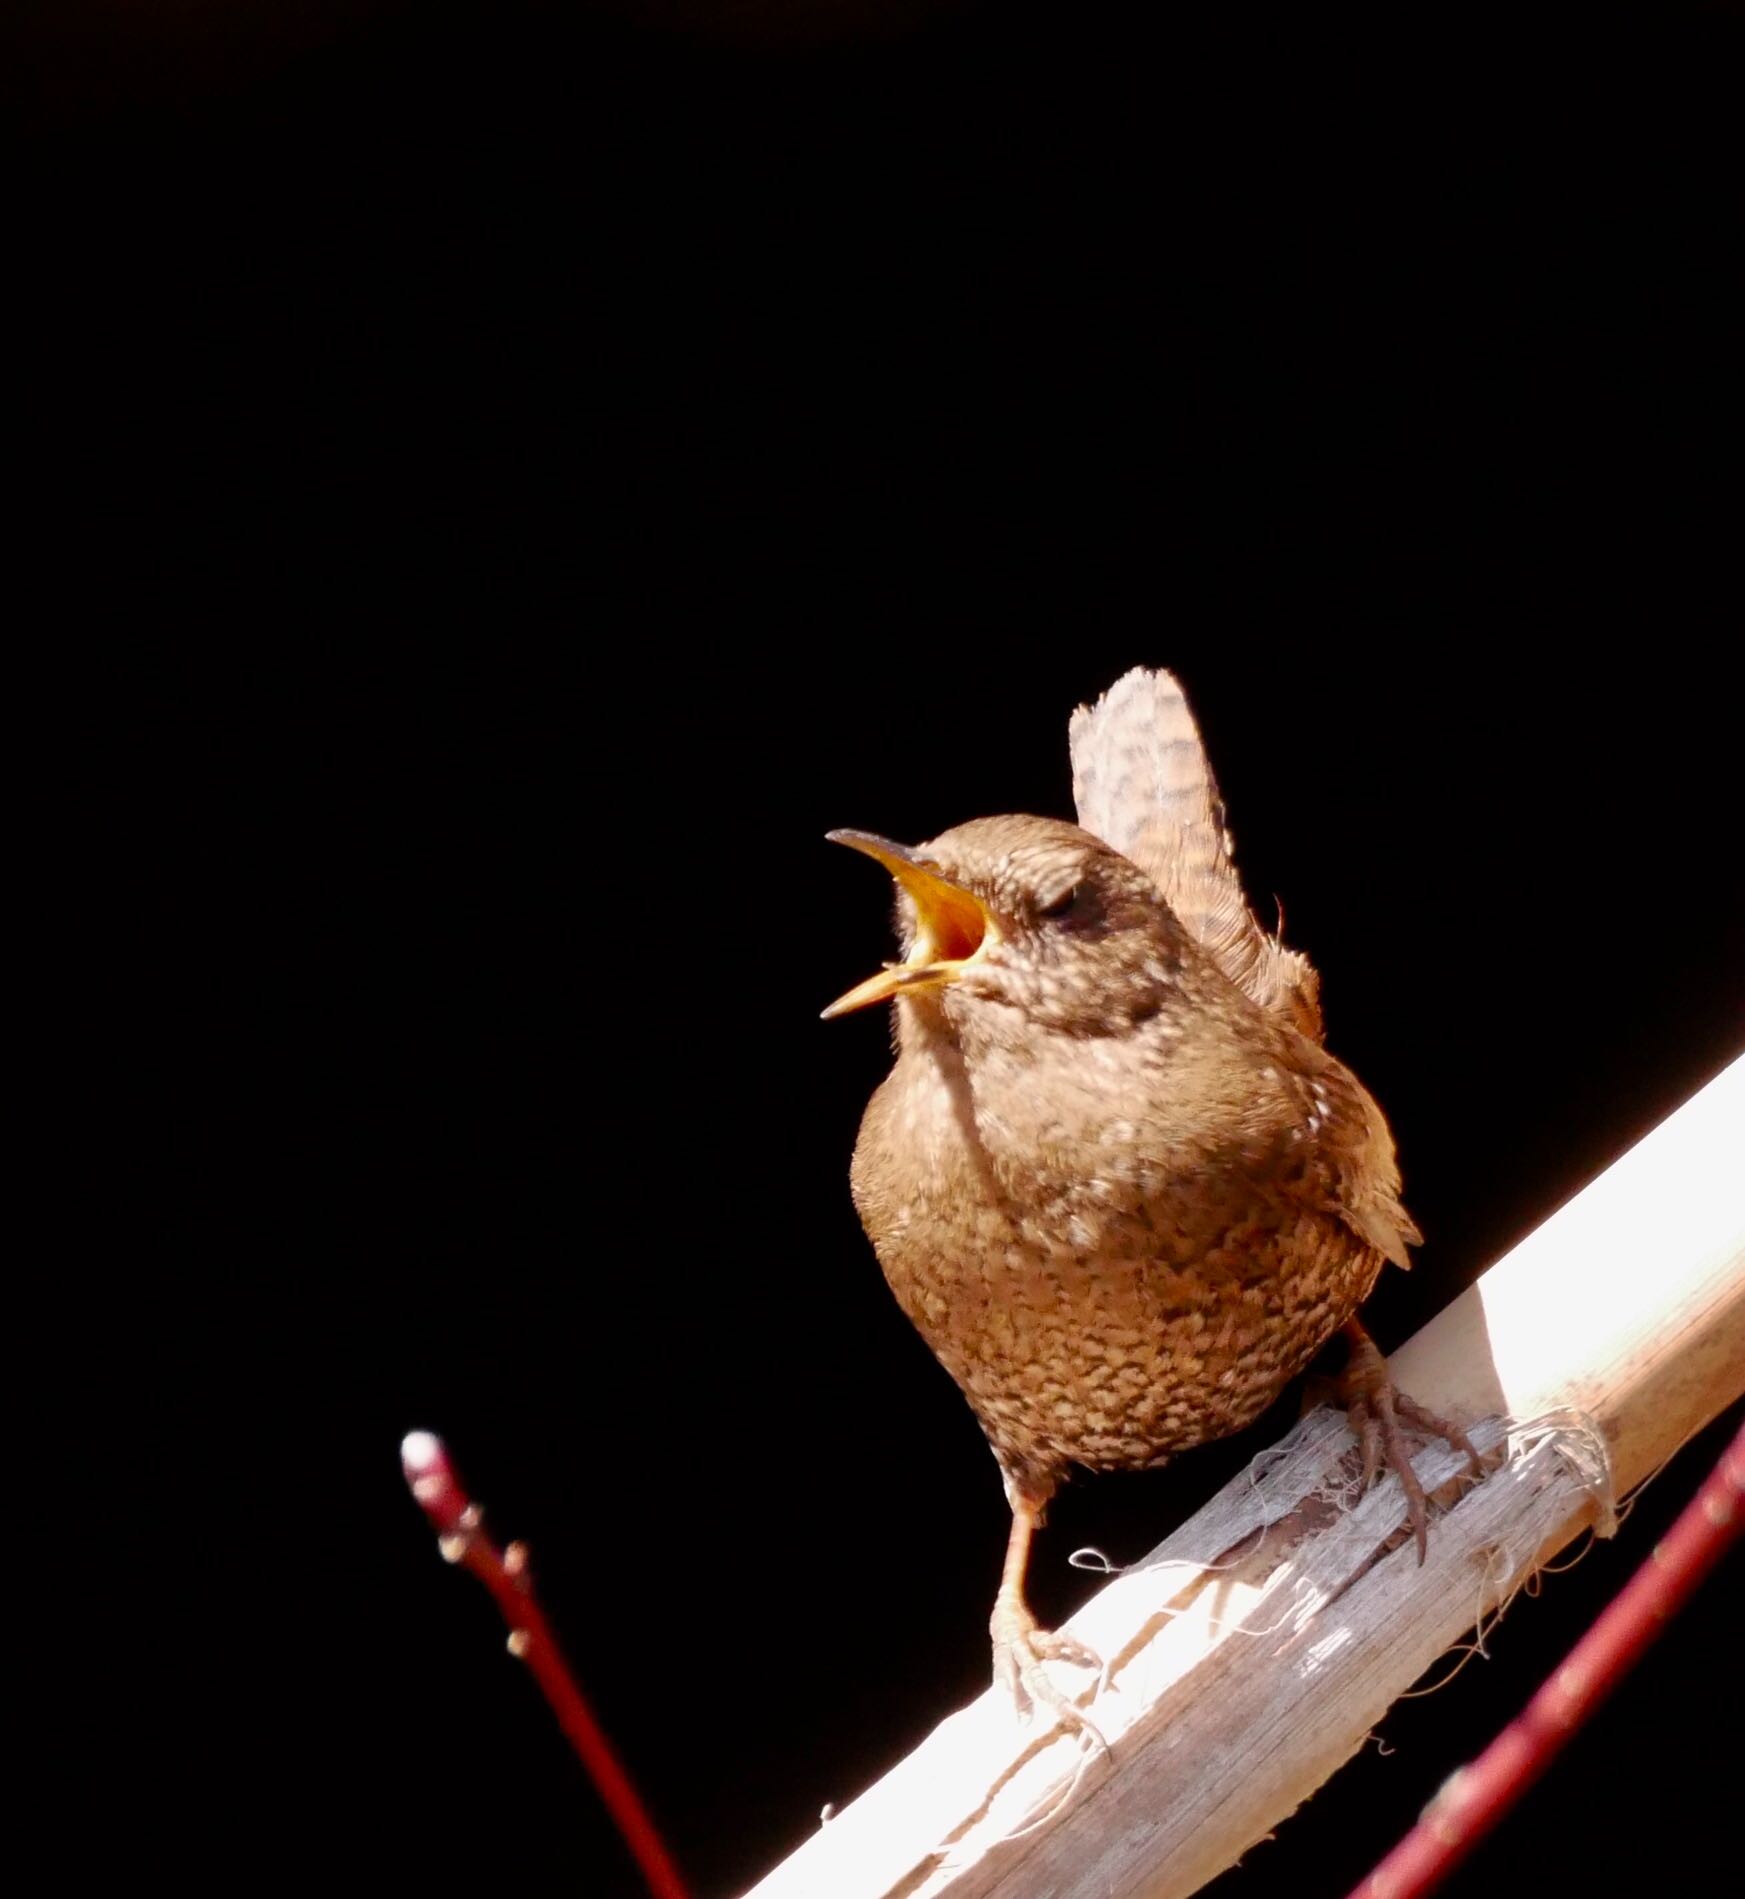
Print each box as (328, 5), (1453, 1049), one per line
(21, 3), (1742, 1895)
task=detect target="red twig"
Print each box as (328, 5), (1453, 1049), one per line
(1350, 1415), (1745, 1899)
(401, 1430), (692, 1899)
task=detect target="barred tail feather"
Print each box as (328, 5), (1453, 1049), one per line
(1070, 668), (1323, 1039)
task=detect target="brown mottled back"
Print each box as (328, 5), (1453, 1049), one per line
(1069, 667), (1323, 1039)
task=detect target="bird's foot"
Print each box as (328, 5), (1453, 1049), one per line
(1335, 1320), (1487, 1562)
(990, 1595), (1108, 1751)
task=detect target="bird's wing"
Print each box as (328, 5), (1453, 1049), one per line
(1292, 1048), (1422, 1269)
(1070, 667), (1324, 1040)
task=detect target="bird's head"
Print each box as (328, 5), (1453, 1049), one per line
(823, 814), (1189, 1039)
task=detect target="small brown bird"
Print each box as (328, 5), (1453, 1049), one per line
(825, 668), (1476, 1734)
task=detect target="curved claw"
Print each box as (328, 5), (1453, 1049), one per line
(1338, 1320), (1489, 1563)
(990, 1600), (1109, 1752)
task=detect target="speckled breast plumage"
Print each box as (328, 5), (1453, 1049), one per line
(850, 990), (1388, 1500)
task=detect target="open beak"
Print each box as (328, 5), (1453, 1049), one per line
(822, 830), (997, 1019)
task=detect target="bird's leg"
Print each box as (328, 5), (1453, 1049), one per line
(1334, 1318), (1486, 1561)
(989, 1484), (1107, 1748)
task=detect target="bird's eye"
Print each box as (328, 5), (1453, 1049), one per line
(1038, 882), (1080, 921)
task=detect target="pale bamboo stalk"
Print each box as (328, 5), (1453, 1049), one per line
(745, 1052), (1745, 1899)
